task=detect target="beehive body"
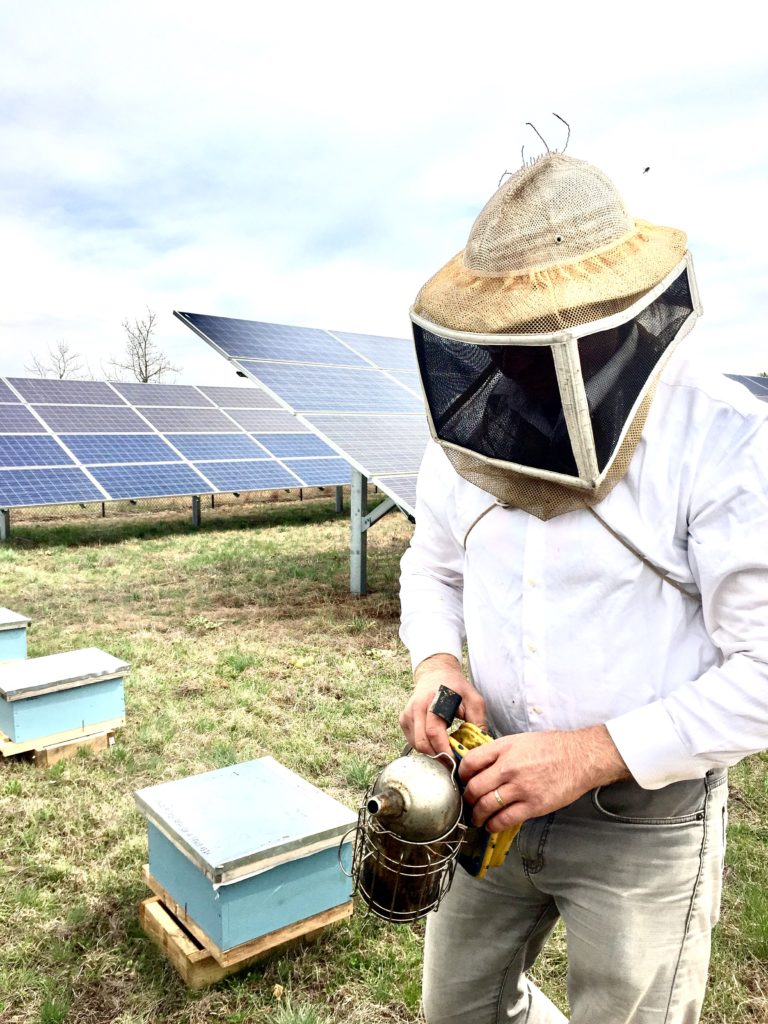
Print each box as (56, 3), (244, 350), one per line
(136, 757), (356, 952)
(0, 648), (127, 742)
(0, 608), (30, 662)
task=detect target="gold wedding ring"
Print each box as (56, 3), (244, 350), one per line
(493, 788), (504, 807)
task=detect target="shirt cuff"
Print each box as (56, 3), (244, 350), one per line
(404, 627), (464, 673)
(605, 701), (706, 790)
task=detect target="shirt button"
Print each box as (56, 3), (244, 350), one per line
(531, 705), (544, 715)
(527, 578), (537, 587)
(527, 642), (537, 653)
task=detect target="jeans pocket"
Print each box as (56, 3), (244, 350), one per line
(592, 776), (707, 824)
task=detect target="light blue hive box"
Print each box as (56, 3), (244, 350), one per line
(134, 757), (357, 957)
(0, 608), (31, 662)
(0, 647), (128, 747)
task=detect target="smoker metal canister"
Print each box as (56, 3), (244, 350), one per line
(349, 750), (465, 922)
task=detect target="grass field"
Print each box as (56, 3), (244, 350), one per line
(0, 496), (766, 1024)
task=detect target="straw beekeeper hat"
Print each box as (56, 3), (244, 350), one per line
(413, 153), (688, 335)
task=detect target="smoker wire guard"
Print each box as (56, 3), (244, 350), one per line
(338, 752), (466, 923)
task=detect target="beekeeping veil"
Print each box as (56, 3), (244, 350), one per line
(410, 154), (701, 519)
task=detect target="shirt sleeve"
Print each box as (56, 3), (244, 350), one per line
(607, 405), (768, 789)
(399, 442), (467, 670)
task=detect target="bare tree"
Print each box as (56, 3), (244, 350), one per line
(109, 308), (180, 383)
(25, 340), (88, 379)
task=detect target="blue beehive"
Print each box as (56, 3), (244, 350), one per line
(134, 757), (357, 954)
(0, 608), (30, 662)
(0, 647), (128, 743)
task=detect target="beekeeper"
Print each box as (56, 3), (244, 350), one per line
(398, 151), (768, 1024)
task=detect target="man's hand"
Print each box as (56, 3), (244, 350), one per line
(459, 725), (631, 830)
(399, 653), (487, 757)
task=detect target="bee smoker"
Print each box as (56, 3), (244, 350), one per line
(343, 686), (466, 923)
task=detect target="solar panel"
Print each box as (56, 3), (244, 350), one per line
(138, 407), (236, 433)
(166, 433), (267, 461)
(0, 436), (74, 468)
(305, 415), (428, 475)
(194, 460), (301, 492)
(8, 378), (127, 405)
(0, 467), (105, 506)
(332, 331), (418, 370)
(282, 457), (350, 486)
(0, 406), (46, 432)
(0, 376), (352, 510)
(225, 409), (307, 433)
(180, 313), (370, 366)
(89, 463), (213, 499)
(112, 382), (215, 407)
(174, 312), (425, 517)
(726, 374), (768, 399)
(253, 433), (338, 458)
(236, 361), (422, 414)
(61, 434), (180, 465)
(37, 405), (154, 433)
(199, 386), (281, 409)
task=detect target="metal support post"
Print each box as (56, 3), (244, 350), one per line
(350, 470), (368, 595)
(191, 495), (202, 527)
(0, 509), (9, 542)
(335, 485), (344, 513)
(350, 473), (399, 595)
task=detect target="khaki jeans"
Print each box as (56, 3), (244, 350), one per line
(423, 770), (727, 1024)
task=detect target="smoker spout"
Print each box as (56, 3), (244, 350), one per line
(367, 787), (406, 821)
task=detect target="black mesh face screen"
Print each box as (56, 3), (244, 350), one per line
(578, 268), (694, 470)
(413, 325), (578, 476)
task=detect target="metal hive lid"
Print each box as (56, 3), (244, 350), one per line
(0, 647), (128, 700)
(134, 756), (357, 885)
(0, 608), (31, 632)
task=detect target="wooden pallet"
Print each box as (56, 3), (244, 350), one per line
(139, 868), (353, 988)
(0, 718), (124, 764)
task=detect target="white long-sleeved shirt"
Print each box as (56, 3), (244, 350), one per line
(399, 352), (768, 789)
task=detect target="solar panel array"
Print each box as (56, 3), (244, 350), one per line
(0, 378), (350, 509)
(174, 313), (429, 515)
(726, 374), (768, 402)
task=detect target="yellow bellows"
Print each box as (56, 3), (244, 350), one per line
(449, 722), (521, 879)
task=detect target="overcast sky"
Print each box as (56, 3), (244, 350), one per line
(1, 1), (766, 386)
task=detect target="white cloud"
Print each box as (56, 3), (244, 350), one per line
(0, 0), (766, 383)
